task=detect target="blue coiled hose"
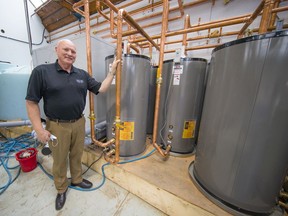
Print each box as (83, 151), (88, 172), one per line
(0, 133), (36, 195)
(38, 148), (157, 192)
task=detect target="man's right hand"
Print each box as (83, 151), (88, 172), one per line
(36, 129), (51, 144)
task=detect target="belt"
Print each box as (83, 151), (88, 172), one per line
(47, 116), (82, 123)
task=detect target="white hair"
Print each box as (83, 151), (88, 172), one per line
(56, 39), (75, 47)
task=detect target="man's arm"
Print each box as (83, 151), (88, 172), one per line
(26, 100), (50, 143)
(98, 59), (120, 93)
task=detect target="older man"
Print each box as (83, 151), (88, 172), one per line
(26, 39), (119, 210)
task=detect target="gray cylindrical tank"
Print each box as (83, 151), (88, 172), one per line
(146, 66), (157, 134)
(157, 58), (207, 154)
(189, 30), (288, 215)
(105, 54), (150, 157)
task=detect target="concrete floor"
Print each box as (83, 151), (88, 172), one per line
(0, 150), (167, 216)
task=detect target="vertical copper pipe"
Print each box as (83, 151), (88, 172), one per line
(152, 0), (171, 157)
(74, 0), (116, 152)
(149, 44), (153, 60)
(112, 9), (124, 164)
(238, 0), (265, 38)
(177, 0), (184, 17)
(109, 9), (117, 38)
(269, 0), (280, 28)
(82, 0), (96, 143)
(182, 14), (190, 56)
(259, 0), (274, 34)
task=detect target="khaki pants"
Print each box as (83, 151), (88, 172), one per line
(46, 116), (85, 193)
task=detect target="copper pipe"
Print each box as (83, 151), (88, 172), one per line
(75, 0), (117, 162)
(269, 0), (280, 27)
(259, 0), (274, 33)
(177, 0), (185, 17)
(238, 0), (265, 38)
(111, 9), (125, 164)
(149, 44), (153, 60)
(278, 200), (288, 210)
(109, 8), (288, 49)
(127, 43), (131, 54)
(49, 0), (142, 38)
(132, 14), (251, 43)
(109, 9), (117, 38)
(119, 10), (160, 50)
(280, 191), (288, 199)
(182, 14), (190, 56)
(100, 0), (159, 51)
(137, 13), (252, 45)
(48, 0), (208, 42)
(128, 43), (140, 53)
(152, 0), (171, 157)
(96, 1), (116, 25)
(141, 22), (288, 49)
(99, 0), (188, 39)
(73, 0), (85, 16)
(101, 15), (182, 39)
(165, 43), (222, 53)
(272, 5), (288, 13)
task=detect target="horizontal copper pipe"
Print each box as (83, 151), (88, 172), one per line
(98, 1), (208, 38)
(132, 14), (251, 44)
(278, 200), (288, 210)
(131, 3), (288, 45)
(48, 0), (209, 42)
(141, 22), (288, 50)
(102, 14), (182, 39)
(280, 191), (288, 199)
(164, 43), (222, 54)
(49, 0), (142, 38)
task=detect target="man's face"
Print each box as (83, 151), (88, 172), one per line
(56, 40), (76, 65)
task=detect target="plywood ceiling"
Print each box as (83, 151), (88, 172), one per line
(35, 0), (125, 32)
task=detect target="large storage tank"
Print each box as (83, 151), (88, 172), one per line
(106, 54), (150, 157)
(189, 30), (288, 215)
(146, 65), (157, 134)
(0, 64), (31, 120)
(157, 58), (207, 155)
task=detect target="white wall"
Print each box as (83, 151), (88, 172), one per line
(0, 0), (48, 67)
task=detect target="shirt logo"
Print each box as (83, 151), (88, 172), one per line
(76, 79), (84, 84)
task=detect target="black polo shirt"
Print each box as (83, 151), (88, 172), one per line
(26, 60), (102, 120)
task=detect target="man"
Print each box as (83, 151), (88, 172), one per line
(25, 39), (120, 210)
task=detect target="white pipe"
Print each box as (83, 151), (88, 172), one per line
(0, 120), (31, 127)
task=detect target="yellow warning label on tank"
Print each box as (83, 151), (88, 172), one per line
(182, 120), (196, 139)
(120, 122), (134, 141)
